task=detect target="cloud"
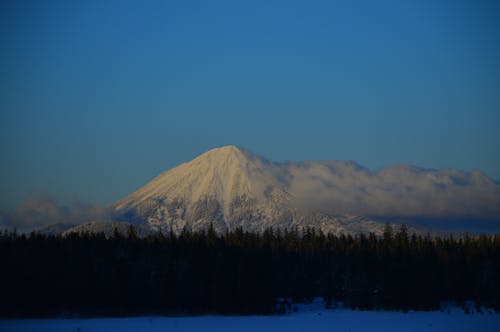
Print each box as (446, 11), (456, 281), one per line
(0, 195), (112, 232)
(286, 162), (500, 219)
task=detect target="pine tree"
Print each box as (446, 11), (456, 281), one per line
(127, 224), (138, 240)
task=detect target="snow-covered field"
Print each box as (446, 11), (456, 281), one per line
(2, 302), (499, 332)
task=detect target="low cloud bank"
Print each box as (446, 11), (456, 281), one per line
(286, 162), (500, 220)
(0, 195), (112, 232)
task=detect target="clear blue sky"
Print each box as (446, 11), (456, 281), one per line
(1, 0), (499, 209)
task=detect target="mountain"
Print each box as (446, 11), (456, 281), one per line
(88, 145), (500, 236)
(62, 220), (151, 238)
(113, 145), (295, 234)
(33, 223), (77, 236)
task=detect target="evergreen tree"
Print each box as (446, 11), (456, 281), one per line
(127, 225), (138, 240)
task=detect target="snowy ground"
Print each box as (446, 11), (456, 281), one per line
(1, 301), (499, 332)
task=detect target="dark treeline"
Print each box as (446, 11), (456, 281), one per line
(1, 224), (499, 317)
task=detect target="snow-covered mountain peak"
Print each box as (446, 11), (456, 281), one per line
(114, 145), (285, 213)
(188, 145), (258, 181)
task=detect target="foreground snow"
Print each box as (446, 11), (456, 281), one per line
(1, 304), (499, 332)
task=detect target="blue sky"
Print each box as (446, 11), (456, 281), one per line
(1, 0), (499, 209)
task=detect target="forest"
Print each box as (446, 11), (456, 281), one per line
(1, 224), (499, 317)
